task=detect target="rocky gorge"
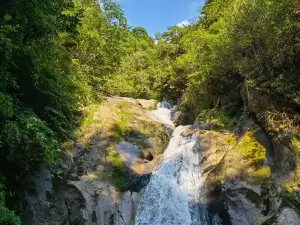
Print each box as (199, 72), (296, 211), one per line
(21, 92), (300, 225)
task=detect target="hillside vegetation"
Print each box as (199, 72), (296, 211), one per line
(0, 0), (300, 223)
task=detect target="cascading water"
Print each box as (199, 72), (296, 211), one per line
(151, 101), (174, 127)
(136, 102), (211, 225)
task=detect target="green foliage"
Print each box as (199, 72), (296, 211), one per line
(105, 27), (158, 99)
(0, 0), (128, 217)
(0, 185), (20, 225)
(196, 109), (239, 131)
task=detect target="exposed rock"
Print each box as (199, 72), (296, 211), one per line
(173, 110), (195, 126)
(197, 128), (273, 225)
(198, 121), (211, 130)
(224, 180), (264, 225)
(22, 97), (170, 225)
(242, 84), (300, 219)
(136, 99), (156, 109)
(276, 208), (300, 225)
(250, 121), (275, 166)
(242, 84), (299, 178)
(273, 139), (297, 181)
(115, 141), (141, 168)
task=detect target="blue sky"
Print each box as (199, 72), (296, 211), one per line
(116, 0), (205, 37)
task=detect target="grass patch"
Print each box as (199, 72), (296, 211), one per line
(106, 147), (132, 192)
(73, 103), (99, 138)
(112, 104), (134, 143)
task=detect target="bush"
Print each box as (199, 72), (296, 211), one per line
(0, 187), (20, 225)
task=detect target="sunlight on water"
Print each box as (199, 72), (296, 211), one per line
(151, 101), (174, 127)
(135, 126), (209, 225)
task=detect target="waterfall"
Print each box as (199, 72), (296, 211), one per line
(136, 103), (211, 225)
(151, 101), (174, 127)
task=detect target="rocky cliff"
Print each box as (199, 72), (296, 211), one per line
(22, 97), (170, 225)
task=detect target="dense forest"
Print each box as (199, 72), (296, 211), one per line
(0, 0), (300, 223)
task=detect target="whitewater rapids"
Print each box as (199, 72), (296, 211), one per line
(136, 102), (209, 225)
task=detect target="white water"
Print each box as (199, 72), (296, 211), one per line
(151, 101), (174, 127)
(136, 102), (209, 225)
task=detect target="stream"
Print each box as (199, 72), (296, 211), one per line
(136, 102), (211, 225)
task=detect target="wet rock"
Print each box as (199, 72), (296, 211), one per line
(225, 180), (264, 225)
(276, 208), (300, 225)
(136, 99), (156, 109)
(198, 121), (211, 130)
(173, 110), (195, 126)
(116, 192), (133, 225)
(130, 174), (151, 192)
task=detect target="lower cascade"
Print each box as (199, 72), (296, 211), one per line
(135, 126), (210, 225)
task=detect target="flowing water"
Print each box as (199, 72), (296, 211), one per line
(136, 103), (210, 225)
(151, 101), (174, 127)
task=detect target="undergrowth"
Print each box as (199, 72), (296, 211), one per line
(196, 109), (240, 131)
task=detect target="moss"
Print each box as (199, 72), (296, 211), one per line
(224, 135), (236, 146)
(112, 106), (135, 143)
(106, 147), (132, 192)
(61, 140), (74, 152)
(283, 168), (300, 192)
(236, 132), (266, 167)
(233, 131), (271, 184)
(245, 167), (271, 185)
(292, 136), (300, 166)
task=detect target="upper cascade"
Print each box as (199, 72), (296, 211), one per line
(151, 101), (174, 127)
(157, 101), (172, 109)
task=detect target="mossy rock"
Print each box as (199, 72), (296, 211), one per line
(106, 147), (133, 192)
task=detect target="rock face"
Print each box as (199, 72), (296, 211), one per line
(276, 208), (300, 225)
(195, 124), (274, 225)
(196, 111), (300, 225)
(22, 97), (169, 225)
(173, 110), (195, 126)
(242, 84), (300, 221)
(242, 84), (299, 179)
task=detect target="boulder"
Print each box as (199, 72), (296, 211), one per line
(173, 110), (195, 126)
(276, 208), (300, 225)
